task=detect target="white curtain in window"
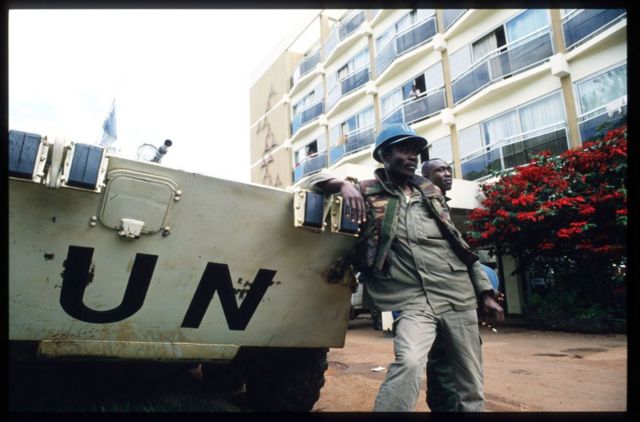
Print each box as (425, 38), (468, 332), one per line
(352, 48), (368, 73)
(505, 9), (549, 43)
(381, 89), (403, 117)
(424, 61), (444, 90)
(519, 92), (565, 135)
(376, 28), (394, 53)
(472, 31), (498, 62)
(458, 124), (484, 158)
(429, 135), (453, 163)
(358, 106), (375, 128)
(449, 44), (472, 79)
(396, 12), (412, 33)
(483, 110), (520, 146)
(577, 64), (627, 114)
(329, 125), (341, 146)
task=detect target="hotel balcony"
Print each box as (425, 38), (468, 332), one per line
(324, 10), (366, 64)
(375, 15), (437, 79)
(291, 100), (325, 137)
(577, 97), (627, 144)
(326, 65), (370, 113)
(452, 27), (554, 105)
(290, 49), (322, 91)
(460, 122), (569, 181)
(562, 9), (626, 51)
(293, 151), (328, 183)
(381, 87), (446, 127)
(329, 125), (375, 166)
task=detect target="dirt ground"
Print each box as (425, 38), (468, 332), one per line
(313, 316), (628, 412)
(9, 317), (627, 412)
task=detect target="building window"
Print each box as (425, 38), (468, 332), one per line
(448, 45), (473, 80)
(472, 27), (506, 62)
(575, 62), (627, 142)
(375, 9), (435, 53)
(504, 9), (550, 43)
(576, 63), (627, 115)
(306, 141), (318, 157)
(459, 91), (568, 180)
(428, 135), (453, 164)
(381, 61), (445, 125)
(292, 88), (317, 115)
(458, 124), (484, 159)
(450, 9), (550, 79)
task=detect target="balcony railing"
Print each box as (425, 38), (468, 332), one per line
(293, 151), (328, 182)
(443, 9), (467, 31)
(452, 27), (554, 104)
(291, 101), (324, 136)
(376, 15), (437, 78)
(324, 10), (366, 59)
(460, 122), (569, 181)
(329, 125), (375, 165)
(562, 9), (626, 51)
(290, 49), (322, 88)
(381, 87), (446, 127)
(326, 65), (370, 111)
(578, 98), (627, 143)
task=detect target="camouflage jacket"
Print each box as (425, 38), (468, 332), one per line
(353, 168), (479, 276)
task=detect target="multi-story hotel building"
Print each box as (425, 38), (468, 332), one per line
(249, 9), (627, 314)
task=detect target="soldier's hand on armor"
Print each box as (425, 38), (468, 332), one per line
(340, 181), (366, 224)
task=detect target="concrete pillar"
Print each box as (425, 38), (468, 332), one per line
(549, 9), (582, 149)
(436, 9), (462, 177)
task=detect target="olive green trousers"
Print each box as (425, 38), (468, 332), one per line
(373, 306), (484, 412)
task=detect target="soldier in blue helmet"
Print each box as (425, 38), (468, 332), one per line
(304, 123), (503, 412)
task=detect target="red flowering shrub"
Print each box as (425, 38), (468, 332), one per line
(466, 125), (627, 313)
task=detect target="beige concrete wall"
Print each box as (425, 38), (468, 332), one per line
(250, 146), (293, 188)
(250, 51), (301, 126)
(250, 101), (290, 164)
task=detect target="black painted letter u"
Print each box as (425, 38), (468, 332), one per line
(60, 246), (158, 323)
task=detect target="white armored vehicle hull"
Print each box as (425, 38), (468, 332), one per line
(9, 130), (356, 410)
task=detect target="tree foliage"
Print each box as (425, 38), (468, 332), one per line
(465, 125), (627, 313)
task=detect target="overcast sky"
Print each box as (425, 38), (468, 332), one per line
(9, 9), (317, 183)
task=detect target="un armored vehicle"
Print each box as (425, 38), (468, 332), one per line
(8, 129), (359, 411)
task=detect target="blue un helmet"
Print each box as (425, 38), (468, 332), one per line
(372, 123), (428, 163)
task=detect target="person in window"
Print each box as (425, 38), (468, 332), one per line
(305, 143), (318, 158)
(410, 83), (428, 117)
(303, 124), (504, 412)
(410, 83), (422, 99)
